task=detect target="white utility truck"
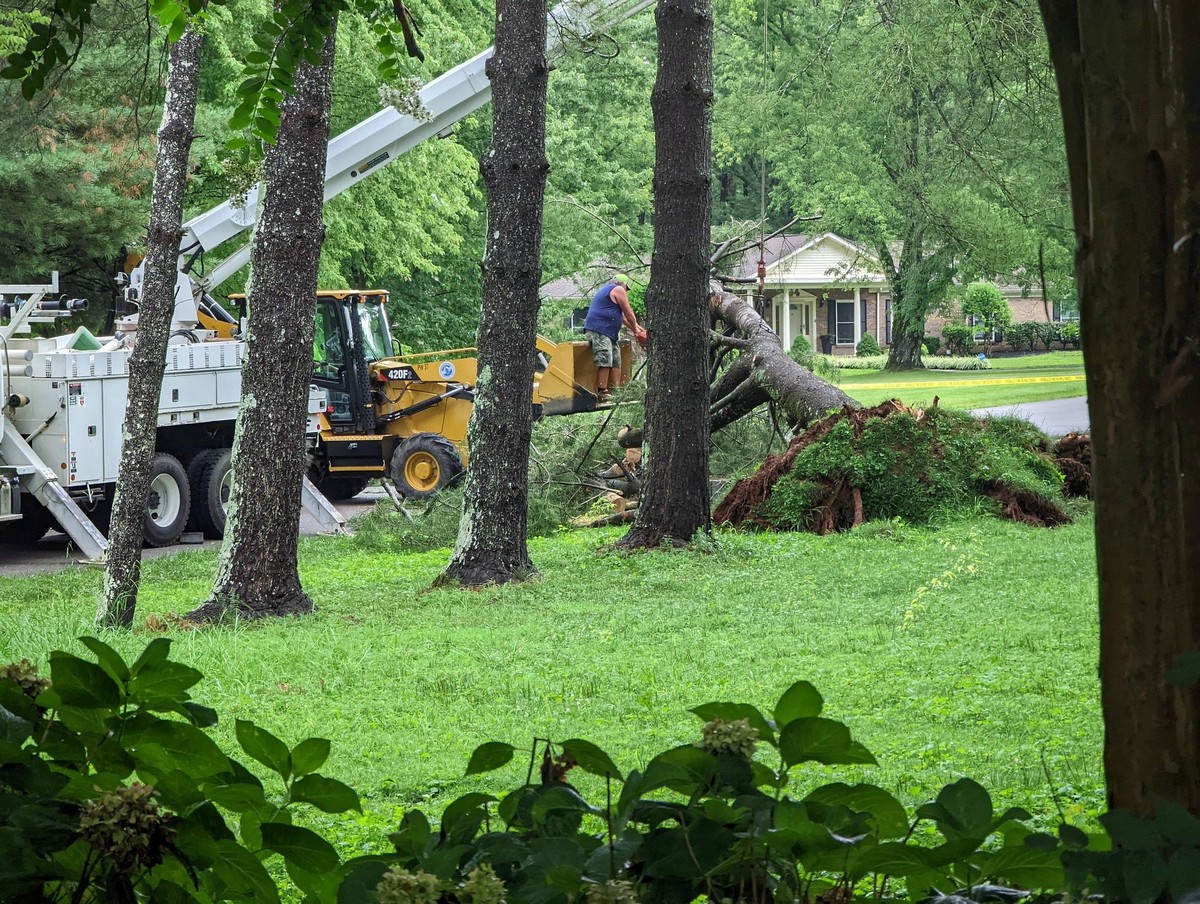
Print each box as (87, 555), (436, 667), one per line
(0, 0), (649, 561)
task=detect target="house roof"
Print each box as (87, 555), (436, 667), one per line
(539, 273), (597, 301)
(730, 232), (889, 287)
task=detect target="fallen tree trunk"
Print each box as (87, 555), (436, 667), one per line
(710, 289), (859, 424)
(619, 289), (857, 448)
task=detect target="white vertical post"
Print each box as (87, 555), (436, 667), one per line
(781, 288), (792, 351)
(874, 289), (881, 343)
(854, 286), (862, 346)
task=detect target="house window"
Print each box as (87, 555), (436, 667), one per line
(967, 314), (1003, 344)
(885, 298), (892, 344)
(835, 300), (856, 345)
(1052, 301), (1080, 323)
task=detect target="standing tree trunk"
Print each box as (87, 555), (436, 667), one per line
(191, 26), (337, 621)
(618, 0), (714, 549)
(1040, 0), (1200, 816)
(439, 0), (548, 587)
(97, 22), (204, 628)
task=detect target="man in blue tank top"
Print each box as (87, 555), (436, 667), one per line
(583, 274), (645, 402)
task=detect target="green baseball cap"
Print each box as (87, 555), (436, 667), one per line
(613, 273), (630, 286)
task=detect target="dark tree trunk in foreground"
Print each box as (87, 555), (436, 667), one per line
(192, 27), (337, 621)
(1041, 0), (1200, 816)
(98, 23), (204, 628)
(618, 0), (714, 549)
(439, 0), (548, 586)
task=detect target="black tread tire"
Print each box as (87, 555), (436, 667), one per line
(188, 448), (232, 540)
(0, 493), (54, 544)
(390, 434), (464, 500)
(320, 477), (370, 501)
(143, 453), (191, 548)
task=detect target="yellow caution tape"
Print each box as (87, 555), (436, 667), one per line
(862, 374), (1086, 390)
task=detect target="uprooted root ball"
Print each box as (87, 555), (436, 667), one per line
(714, 401), (1079, 533)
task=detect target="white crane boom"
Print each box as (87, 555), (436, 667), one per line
(183, 0), (652, 294)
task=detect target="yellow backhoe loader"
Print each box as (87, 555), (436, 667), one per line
(244, 290), (632, 499)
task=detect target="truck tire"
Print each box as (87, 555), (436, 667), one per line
(188, 448), (232, 539)
(0, 493), (54, 544)
(144, 453), (191, 548)
(390, 434), (463, 499)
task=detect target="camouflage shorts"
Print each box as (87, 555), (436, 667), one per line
(585, 330), (621, 369)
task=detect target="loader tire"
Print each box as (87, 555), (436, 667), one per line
(143, 453), (191, 548)
(188, 448), (232, 540)
(390, 434), (463, 500)
(0, 493), (54, 544)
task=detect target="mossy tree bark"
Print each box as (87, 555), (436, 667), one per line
(439, 0), (548, 587)
(1040, 0), (1200, 816)
(617, 0), (715, 549)
(98, 21), (204, 628)
(191, 25), (337, 621)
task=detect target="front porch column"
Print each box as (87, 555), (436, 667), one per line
(781, 288), (792, 351)
(854, 286), (862, 346)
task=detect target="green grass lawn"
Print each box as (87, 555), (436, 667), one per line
(839, 351), (1086, 409)
(0, 508), (1103, 836)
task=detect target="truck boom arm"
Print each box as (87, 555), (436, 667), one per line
(184, 0), (652, 294)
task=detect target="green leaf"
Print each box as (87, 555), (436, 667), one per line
(981, 845), (1064, 889)
(805, 783), (908, 838)
(853, 842), (933, 877)
(128, 660), (204, 707)
(0, 704), (33, 745)
(779, 717), (851, 767)
(774, 680), (823, 725)
(130, 638), (172, 675)
(689, 702), (775, 743)
(1124, 848), (1168, 904)
(1156, 801), (1200, 846)
(181, 701), (218, 728)
(290, 737), (330, 776)
(560, 738), (622, 780)
(1166, 651), (1200, 686)
(260, 821), (339, 873)
(1168, 848), (1200, 901)
(204, 780), (267, 814)
(290, 773), (361, 814)
(126, 719), (230, 779)
(213, 839), (280, 903)
(47, 651), (121, 709)
(1101, 808), (1162, 850)
(465, 741), (515, 776)
(441, 791), (496, 839)
(235, 719), (291, 779)
(245, 49), (271, 64)
(917, 778), (994, 839)
(78, 636), (131, 684)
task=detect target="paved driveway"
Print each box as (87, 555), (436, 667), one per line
(0, 488), (384, 577)
(972, 395), (1090, 436)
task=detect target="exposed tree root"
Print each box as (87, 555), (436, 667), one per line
(715, 401), (1074, 533)
(1053, 432), (1093, 497)
(714, 401), (908, 528)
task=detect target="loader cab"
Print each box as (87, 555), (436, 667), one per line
(310, 290), (394, 430)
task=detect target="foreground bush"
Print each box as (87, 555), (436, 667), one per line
(4, 642), (1198, 902)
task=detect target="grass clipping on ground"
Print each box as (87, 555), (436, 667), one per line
(715, 400), (1090, 533)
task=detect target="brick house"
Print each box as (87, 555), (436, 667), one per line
(541, 232), (1062, 354)
(731, 232), (1058, 355)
